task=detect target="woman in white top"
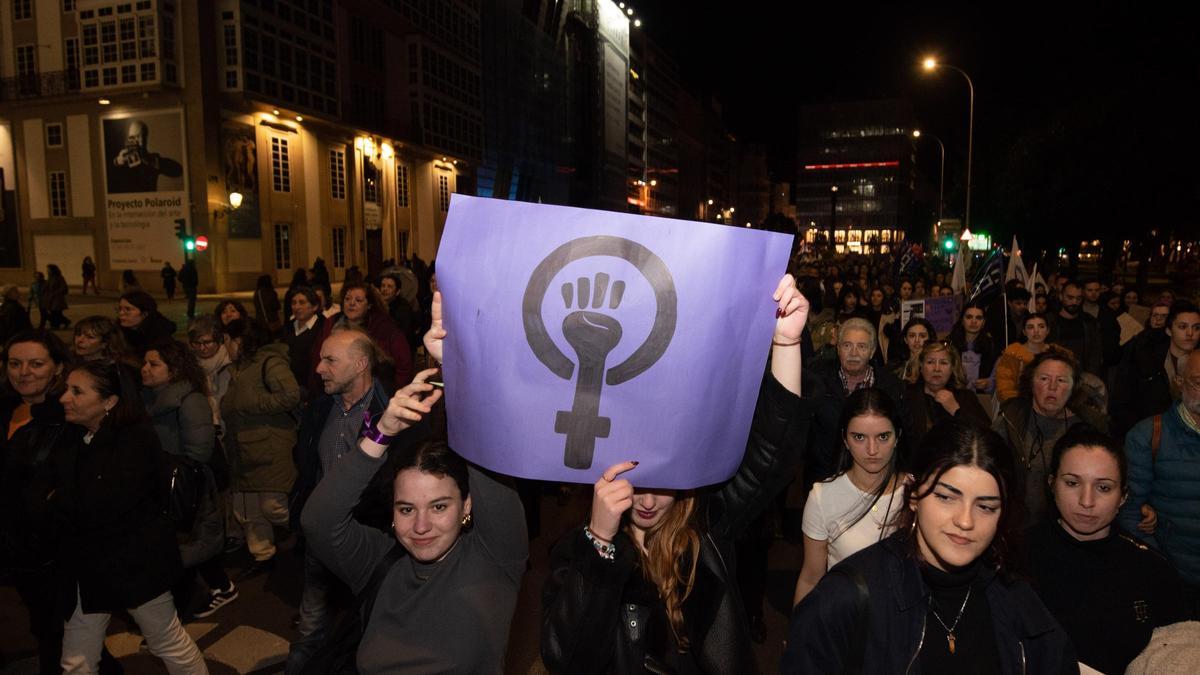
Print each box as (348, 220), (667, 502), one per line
(793, 387), (905, 607)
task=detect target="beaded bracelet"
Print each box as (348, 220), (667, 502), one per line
(583, 526), (616, 560)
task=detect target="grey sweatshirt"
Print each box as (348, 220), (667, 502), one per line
(302, 444), (528, 674)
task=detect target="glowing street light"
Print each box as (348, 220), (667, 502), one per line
(921, 56), (976, 230)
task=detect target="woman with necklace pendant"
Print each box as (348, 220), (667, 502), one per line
(793, 388), (906, 607)
(784, 420), (1077, 674)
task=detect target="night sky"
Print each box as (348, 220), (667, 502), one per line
(638, 2), (1195, 242)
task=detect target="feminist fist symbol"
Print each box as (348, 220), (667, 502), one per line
(523, 236), (676, 470)
(555, 273), (626, 468)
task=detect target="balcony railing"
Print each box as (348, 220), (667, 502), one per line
(0, 71), (82, 102)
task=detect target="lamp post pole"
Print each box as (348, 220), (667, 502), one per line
(922, 59), (975, 230)
(829, 185), (838, 252)
(913, 130), (946, 223)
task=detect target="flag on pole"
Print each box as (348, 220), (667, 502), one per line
(1028, 263), (1047, 294)
(970, 248), (1006, 302)
(898, 240), (916, 276)
(951, 249), (967, 295)
(1005, 235), (1028, 285)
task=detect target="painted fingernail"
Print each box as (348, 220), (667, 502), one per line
(631, 461), (639, 466)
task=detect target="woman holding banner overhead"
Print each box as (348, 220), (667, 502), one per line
(541, 274), (810, 674)
(298, 291), (528, 674)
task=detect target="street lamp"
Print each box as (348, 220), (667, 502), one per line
(829, 185), (839, 250)
(214, 191), (243, 222)
(913, 129), (946, 222)
(921, 57), (975, 230)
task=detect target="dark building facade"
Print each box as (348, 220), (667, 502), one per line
(795, 99), (917, 254)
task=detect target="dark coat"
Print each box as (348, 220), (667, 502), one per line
(0, 297), (32, 345)
(1110, 328), (1173, 437)
(222, 344), (300, 493)
(50, 420), (181, 615)
(904, 383), (991, 448)
(289, 379), (399, 531)
(783, 533), (1078, 674)
(541, 375), (811, 674)
(949, 329), (1000, 382)
(121, 311), (178, 355)
(0, 395), (69, 572)
(40, 274), (69, 313)
(284, 313), (325, 391)
(803, 359), (911, 484)
(1046, 312), (1103, 376)
(178, 262), (199, 291)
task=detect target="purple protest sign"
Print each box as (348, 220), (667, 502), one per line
(436, 195), (793, 488)
(923, 296), (961, 337)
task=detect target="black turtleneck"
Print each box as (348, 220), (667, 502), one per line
(1026, 518), (1185, 675)
(918, 558), (1001, 675)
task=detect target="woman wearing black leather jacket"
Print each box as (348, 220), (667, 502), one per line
(784, 420), (1076, 674)
(542, 275), (812, 674)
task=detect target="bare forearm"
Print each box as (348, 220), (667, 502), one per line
(771, 342), (802, 396)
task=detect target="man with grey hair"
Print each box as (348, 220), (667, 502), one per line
(286, 325), (399, 673)
(1120, 349), (1200, 617)
(803, 317), (909, 485)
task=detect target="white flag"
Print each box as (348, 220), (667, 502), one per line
(1004, 235), (1028, 285)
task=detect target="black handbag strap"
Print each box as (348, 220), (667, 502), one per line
(828, 565), (870, 675)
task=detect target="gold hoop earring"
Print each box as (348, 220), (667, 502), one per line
(461, 513), (472, 527)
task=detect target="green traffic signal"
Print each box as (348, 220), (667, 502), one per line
(184, 237), (196, 251)
(943, 238), (955, 251)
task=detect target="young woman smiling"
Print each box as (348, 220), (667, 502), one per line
(785, 420), (1076, 675)
(300, 291), (527, 673)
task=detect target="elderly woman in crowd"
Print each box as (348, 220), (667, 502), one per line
(904, 341), (990, 448)
(993, 350), (1109, 525)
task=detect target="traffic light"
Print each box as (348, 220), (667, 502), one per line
(943, 237), (956, 251)
(173, 218), (186, 240)
(183, 236), (196, 252)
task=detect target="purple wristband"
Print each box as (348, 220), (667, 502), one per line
(360, 410), (398, 446)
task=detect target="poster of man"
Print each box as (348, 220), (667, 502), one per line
(103, 113), (184, 194)
(101, 109), (190, 270)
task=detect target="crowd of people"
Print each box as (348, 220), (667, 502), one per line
(1, 246), (1199, 673)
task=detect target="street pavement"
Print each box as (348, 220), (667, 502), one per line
(2, 287), (805, 674)
(2, 485), (804, 674)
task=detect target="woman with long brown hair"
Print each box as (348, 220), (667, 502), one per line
(541, 274), (810, 673)
(784, 420), (1076, 674)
